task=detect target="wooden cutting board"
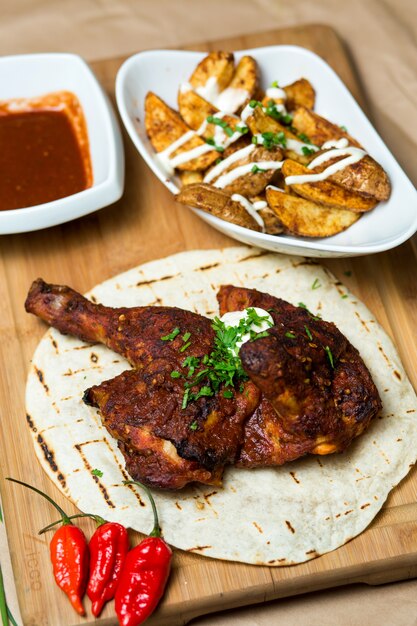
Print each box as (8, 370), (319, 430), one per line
(0, 24), (416, 626)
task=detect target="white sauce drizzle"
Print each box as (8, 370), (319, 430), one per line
(240, 103), (256, 122)
(285, 146), (367, 186)
(203, 144), (255, 184)
(219, 307), (274, 355)
(265, 87), (287, 100)
(266, 184), (285, 193)
(254, 133), (319, 156)
(195, 76), (219, 103)
(231, 194), (267, 231)
(215, 87), (249, 113)
(213, 161), (283, 189)
(321, 138), (349, 149)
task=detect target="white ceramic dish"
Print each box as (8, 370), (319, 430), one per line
(0, 53), (124, 235)
(116, 45), (417, 258)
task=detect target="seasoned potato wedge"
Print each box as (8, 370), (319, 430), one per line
(284, 78), (316, 111)
(262, 78), (315, 111)
(176, 183), (261, 231)
(178, 88), (217, 130)
(179, 170), (204, 186)
(216, 55), (259, 111)
(282, 160), (378, 212)
(292, 106), (362, 148)
(205, 145), (283, 196)
(145, 92), (218, 171)
(247, 107), (310, 165)
(323, 155), (391, 202)
(266, 187), (360, 237)
(258, 205), (284, 234)
(189, 51), (235, 94)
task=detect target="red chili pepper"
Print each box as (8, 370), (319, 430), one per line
(6, 478), (89, 616)
(41, 512), (129, 617)
(115, 481), (172, 626)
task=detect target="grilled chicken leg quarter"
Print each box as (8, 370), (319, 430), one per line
(25, 279), (381, 489)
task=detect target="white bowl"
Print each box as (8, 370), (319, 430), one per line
(116, 46), (417, 258)
(0, 53), (124, 234)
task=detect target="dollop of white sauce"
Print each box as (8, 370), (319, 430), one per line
(213, 160), (283, 189)
(265, 86), (287, 100)
(215, 87), (249, 113)
(219, 307), (274, 355)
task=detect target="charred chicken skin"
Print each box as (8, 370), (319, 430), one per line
(25, 278), (381, 489)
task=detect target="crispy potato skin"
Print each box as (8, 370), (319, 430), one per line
(266, 187), (360, 237)
(292, 106), (362, 148)
(189, 51), (235, 92)
(179, 170), (204, 186)
(258, 205), (283, 234)
(176, 183), (261, 231)
(145, 92), (218, 171)
(284, 78), (316, 111)
(282, 160), (378, 212)
(205, 145), (283, 197)
(227, 55), (259, 106)
(178, 88), (217, 130)
(324, 155), (391, 202)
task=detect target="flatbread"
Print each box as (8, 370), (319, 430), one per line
(25, 247), (417, 566)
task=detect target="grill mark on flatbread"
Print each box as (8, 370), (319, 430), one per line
(237, 251), (270, 263)
(306, 549), (318, 556)
(285, 520), (296, 534)
(187, 545), (212, 552)
(136, 273), (180, 287)
(289, 471), (300, 484)
(26, 414), (37, 432)
(355, 311), (370, 332)
(69, 343), (99, 351)
(394, 370), (402, 381)
(378, 343), (391, 366)
(50, 336), (59, 354)
(34, 366), (49, 394)
(63, 366), (103, 376)
(361, 503), (370, 509)
(75, 441), (116, 508)
(197, 262), (221, 271)
(90, 353), (99, 363)
(253, 522), (263, 534)
(36, 434), (66, 487)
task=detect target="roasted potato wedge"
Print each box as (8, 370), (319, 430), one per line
(292, 106), (362, 149)
(322, 155), (391, 202)
(176, 183), (261, 231)
(178, 88), (217, 130)
(145, 92), (218, 171)
(247, 107), (310, 165)
(284, 78), (316, 111)
(282, 159), (378, 212)
(189, 51), (235, 94)
(205, 145), (283, 196)
(215, 55), (259, 112)
(179, 170), (204, 186)
(266, 187), (360, 237)
(261, 78), (315, 111)
(258, 205), (284, 234)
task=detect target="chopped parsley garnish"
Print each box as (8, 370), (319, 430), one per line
(285, 331), (296, 339)
(340, 125), (348, 132)
(179, 341), (191, 353)
(304, 325), (313, 340)
(297, 132), (312, 144)
(206, 115), (234, 137)
(252, 164), (266, 174)
(252, 136), (258, 144)
(302, 146), (316, 156)
(178, 308), (273, 409)
(259, 131), (286, 149)
(92, 469), (103, 477)
(215, 157), (222, 165)
(297, 302), (321, 320)
(312, 278), (321, 290)
(161, 327), (180, 341)
(271, 80), (280, 88)
(341, 294), (348, 299)
(324, 345), (334, 368)
(170, 370), (181, 379)
(189, 420), (198, 431)
(182, 331), (191, 342)
(249, 99), (262, 108)
(236, 124), (249, 134)
(265, 100), (293, 125)
(205, 137), (225, 152)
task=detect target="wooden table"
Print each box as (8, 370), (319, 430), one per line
(0, 24), (416, 626)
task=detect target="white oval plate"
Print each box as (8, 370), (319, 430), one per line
(116, 45), (417, 258)
(0, 53), (125, 234)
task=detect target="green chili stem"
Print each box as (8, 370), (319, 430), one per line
(123, 481), (161, 537)
(0, 564), (8, 626)
(6, 478), (71, 525)
(39, 513), (106, 535)
(7, 607), (18, 626)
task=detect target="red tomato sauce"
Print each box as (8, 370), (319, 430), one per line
(0, 92), (93, 211)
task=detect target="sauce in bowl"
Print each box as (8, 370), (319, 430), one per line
(0, 91), (93, 211)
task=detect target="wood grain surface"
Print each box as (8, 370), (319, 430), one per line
(0, 24), (416, 626)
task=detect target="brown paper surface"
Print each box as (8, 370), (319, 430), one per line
(0, 1), (416, 624)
